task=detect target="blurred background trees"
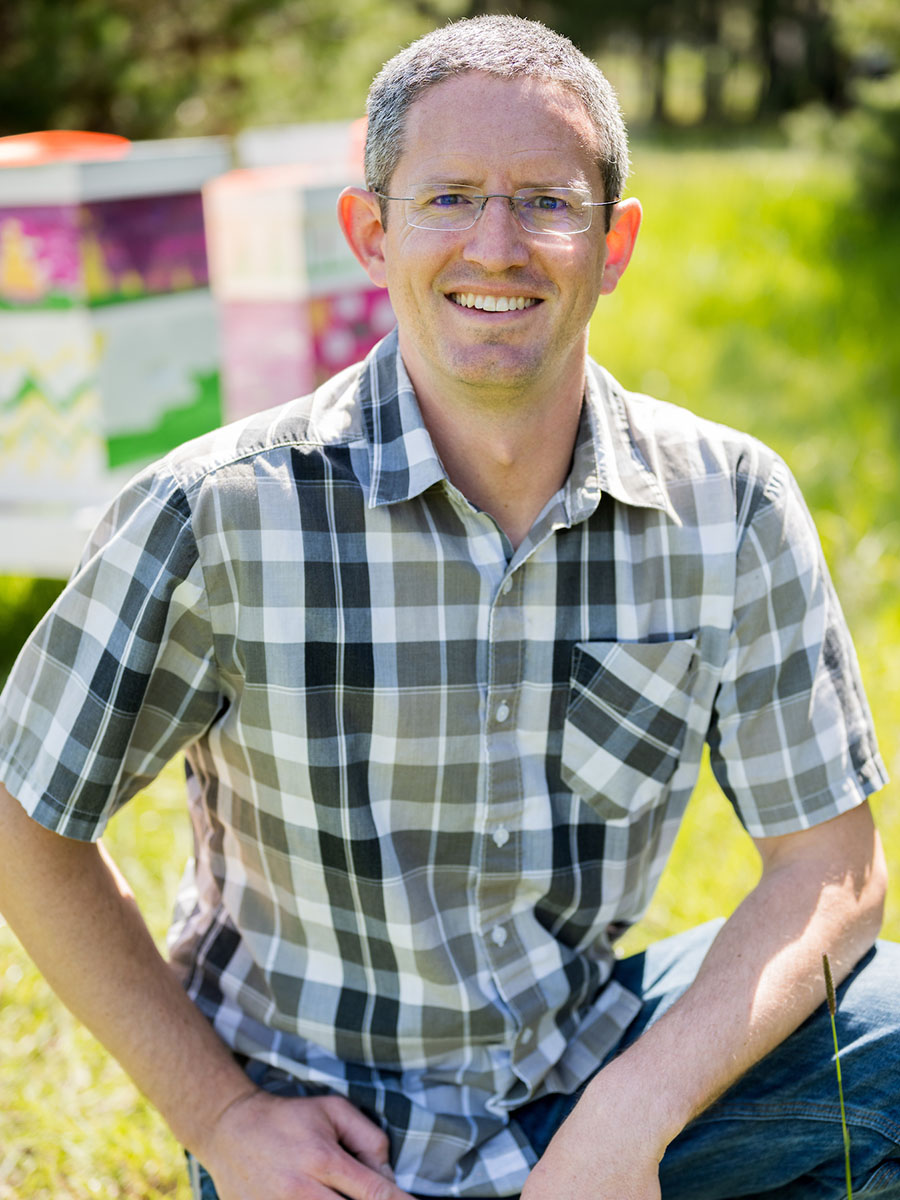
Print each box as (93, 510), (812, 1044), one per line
(0, 0), (462, 139)
(2, 0), (897, 200)
(830, 0), (900, 206)
(468, 0), (850, 124)
(0, 0), (892, 132)
(1, 0), (897, 196)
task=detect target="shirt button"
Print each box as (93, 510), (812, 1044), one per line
(502, 577), (513, 595)
(520, 1027), (534, 1045)
(492, 826), (510, 848)
(495, 702), (510, 723)
(490, 925), (508, 947)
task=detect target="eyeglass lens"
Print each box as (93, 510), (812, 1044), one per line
(404, 186), (594, 234)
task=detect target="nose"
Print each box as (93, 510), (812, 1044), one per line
(461, 194), (530, 271)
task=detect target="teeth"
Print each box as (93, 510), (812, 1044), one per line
(451, 293), (536, 311)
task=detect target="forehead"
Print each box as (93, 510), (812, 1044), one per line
(394, 71), (602, 187)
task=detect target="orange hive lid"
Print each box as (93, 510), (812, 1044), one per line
(0, 131), (131, 168)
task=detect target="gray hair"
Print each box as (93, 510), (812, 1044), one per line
(364, 15), (629, 210)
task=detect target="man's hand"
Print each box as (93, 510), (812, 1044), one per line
(0, 786), (412, 1200)
(520, 1088), (663, 1200)
(201, 1090), (415, 1200)
(524, 802), (886, 1200)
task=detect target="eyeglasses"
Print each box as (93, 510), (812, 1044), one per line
(374, 184), (618, 236)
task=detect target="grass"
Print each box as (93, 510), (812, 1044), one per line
(1, 138), (899, 1197)
(0, 762), (194, 1200)
(823, 954), (853, 1200)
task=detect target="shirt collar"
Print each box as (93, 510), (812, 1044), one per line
(359, 332), (677, 525)
(360, 330), (447, 508)
(575, 359), (681, 525)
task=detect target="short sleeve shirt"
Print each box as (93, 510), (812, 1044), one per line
(0, 331), (886, 1196)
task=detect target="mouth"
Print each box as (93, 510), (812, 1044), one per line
(448, 292), (541, 312)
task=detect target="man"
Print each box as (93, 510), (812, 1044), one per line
(0, 15), (897, 1200)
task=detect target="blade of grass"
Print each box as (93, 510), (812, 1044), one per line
(823, 954), (853, 1200)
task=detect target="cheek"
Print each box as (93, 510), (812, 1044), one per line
(384, 250), (430, 306)
(569, 251), (607, 312)
(386, 226), (458, 287)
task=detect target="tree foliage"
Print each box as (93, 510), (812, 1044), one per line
(0, 0), (465, 138)
(464, 0), (852, 125)
(831, 0), (900, 205)
(0, 0), (896, 190)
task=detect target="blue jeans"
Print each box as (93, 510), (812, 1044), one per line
(187, 923), (900, 1198)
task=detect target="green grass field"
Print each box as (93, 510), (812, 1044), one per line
(1, 141), (898, 1198)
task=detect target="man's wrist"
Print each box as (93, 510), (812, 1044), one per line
(581, 1051), (686, 1161)
(169, 1059), (262, 1162)
(188, 1080), (265, 1164)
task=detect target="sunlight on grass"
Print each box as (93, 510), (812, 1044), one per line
(0, 762), (194, 1200)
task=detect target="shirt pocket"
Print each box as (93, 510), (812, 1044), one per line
(560, 637), (699, 820)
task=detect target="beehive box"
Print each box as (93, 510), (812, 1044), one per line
(202, 162), (394, 421)
(0, 136), (228, 308)
(0, 134), (230, 575)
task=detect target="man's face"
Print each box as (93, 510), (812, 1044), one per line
(375, 72), (615, 405)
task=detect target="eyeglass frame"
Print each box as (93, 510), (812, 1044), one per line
(372, 185), (620, 236)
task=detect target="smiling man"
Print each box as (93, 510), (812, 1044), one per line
(1, 15), (898, 1200)
(338, 68), (638, 548)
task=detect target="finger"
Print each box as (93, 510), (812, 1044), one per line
(319, 1144), (413, 1200)
(321, 1094), (393, 1168)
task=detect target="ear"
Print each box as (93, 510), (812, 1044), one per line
(338, 186), (388, 288)
(599, 197), (641, 296)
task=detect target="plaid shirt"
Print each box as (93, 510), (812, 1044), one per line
(0, 331), (886, 1196)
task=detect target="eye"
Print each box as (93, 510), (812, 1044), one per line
(427, 191), (475, 209)
(525, 193), (571, 212)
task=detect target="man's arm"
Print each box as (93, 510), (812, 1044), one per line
(521, 800), (887, 1200)
(0, 782), (412, 1200)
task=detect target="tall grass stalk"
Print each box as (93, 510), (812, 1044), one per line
(823, 954), (853, 1200)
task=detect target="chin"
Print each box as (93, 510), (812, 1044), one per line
(443, 348), (546, 390)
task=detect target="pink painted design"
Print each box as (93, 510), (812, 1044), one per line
(82, 193), (209, 297)
(309, 289), (396, 381)
(219, 288), (395, 422)
(221, 301), (317, 422)
(0, 192), (210, 306)
(0, 207), (82, 301)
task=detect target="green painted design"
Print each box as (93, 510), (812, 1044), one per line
(105, 369), (221, 469)
(0, 294), (78, 311)
(0, 285), (210, 312)
(1, 375), (94, 414)
(87, 285), (211, 310)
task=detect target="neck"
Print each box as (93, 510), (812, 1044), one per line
(402, 352), (587, 549)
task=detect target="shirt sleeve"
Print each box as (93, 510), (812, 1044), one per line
(0, 466), (222, 841)
(708, 454), (887, 838)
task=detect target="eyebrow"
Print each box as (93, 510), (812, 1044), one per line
(411, 177), (591, 191)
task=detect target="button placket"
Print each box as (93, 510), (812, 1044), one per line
(478, 572), (525, 991)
